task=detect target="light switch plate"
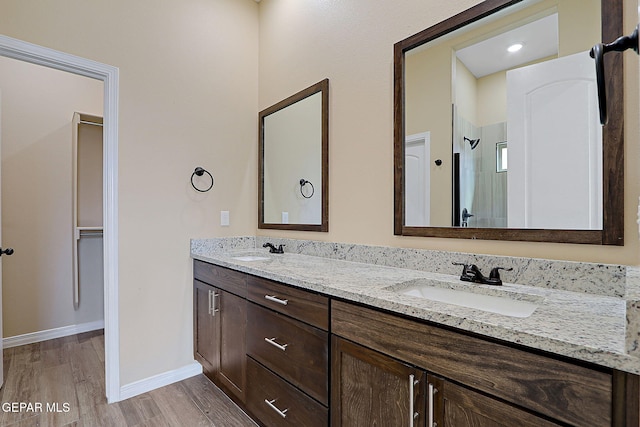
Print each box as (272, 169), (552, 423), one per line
(221, 210), (230, 227)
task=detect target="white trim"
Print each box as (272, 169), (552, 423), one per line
(0, 34), (121, 403)
(3, 320), (105, 349)
(119, 362), (203, 401)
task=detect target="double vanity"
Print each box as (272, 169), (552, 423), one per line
(191, 237), (640, 427)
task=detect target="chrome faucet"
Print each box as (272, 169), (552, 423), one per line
(452, 263), (512, 286)
(263, 242), (285, 254)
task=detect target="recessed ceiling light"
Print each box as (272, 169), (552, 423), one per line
(507, 43), (523, 53)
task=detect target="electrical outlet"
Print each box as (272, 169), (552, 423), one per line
(221, 210), (230, 227)
(282, 212), (289, 224)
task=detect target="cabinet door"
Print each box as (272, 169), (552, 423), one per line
(194, 280), (219, 378)
(217, 289), (247, 401)
(331, 336), (425, 427)
(430, 376), (560, 427)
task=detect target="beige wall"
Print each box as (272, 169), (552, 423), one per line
(0, 0), (259, 385)
(257, 0), (640, 266)
(477, 70), (507, 126)
(405, 45), (453, 226)
(0, 57), (104, 337)
(456, 58), (479, 125)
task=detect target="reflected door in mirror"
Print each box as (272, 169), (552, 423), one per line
(507, 51), (602, 229)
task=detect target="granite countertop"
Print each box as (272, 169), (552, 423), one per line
(192, 248), (637, 375)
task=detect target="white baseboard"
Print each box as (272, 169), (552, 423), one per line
(3, 319), (105, 349)
(119, 362), (203, 401)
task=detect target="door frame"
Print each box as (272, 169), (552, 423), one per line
(0, 34), (120, 403)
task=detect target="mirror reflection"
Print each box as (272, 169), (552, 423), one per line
(403, 0), (602, 230)
(259, 79), (329, 232)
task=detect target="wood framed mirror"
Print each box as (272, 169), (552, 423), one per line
(394, 0), (623, 245)
(259, 79), (329, 231)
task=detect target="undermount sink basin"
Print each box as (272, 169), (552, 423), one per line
(231, 256), (270, 262)
(398, 282), (538, 318)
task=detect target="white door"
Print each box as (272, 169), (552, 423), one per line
(506, 51), (602, 229)
(405, 132), (430, 226)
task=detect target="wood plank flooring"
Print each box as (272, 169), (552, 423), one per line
(0, 330), (257, 427)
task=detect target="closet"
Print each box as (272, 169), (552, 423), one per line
(72, 113), (103, 310)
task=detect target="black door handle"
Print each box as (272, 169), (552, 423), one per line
(0, 248), (14, 256)
(590, 24), (639, 125)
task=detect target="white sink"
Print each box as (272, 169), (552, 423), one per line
(231, 256), (270, 262)
(400, 283), (538, 318)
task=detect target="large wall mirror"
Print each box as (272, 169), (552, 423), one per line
(394, 0), (624, 244)
(259, 79), (329, 231)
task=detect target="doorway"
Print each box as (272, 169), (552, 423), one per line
(0, 35), (120, 403)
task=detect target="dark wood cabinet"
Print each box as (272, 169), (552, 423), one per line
(247, 275), (329, 329)
(332, 336), (562, 427)
(332, 300), (640, 427)
(430, 376), (561, 427)
(194, 260), (330, 426)
(246, 358), (328, 427)
(332, 337), (426, 427)
(194, 279), (219, 377)
(217, 289), (246, 400)
(193, 261), (247, 403)
(244, 277), (330, 426)
(247, 302), (328, 405)
(194, 260), (639, 427)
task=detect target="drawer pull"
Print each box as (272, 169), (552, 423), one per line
(265, 294), (289, 305)
(264, 337), (289, 351)
(264, 398), (288, 418)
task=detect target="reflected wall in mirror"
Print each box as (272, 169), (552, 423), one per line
(394, 0), (624, 244)
(259, 79), (329, 231)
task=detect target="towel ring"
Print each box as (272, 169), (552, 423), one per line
(299, 179), (315, 199)
(191, 167), (214, 192)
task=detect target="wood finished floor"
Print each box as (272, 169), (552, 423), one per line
(0, 330), (257, 427)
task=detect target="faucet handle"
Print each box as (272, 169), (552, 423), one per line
(489, 267), (513, 280)
(452, 262), (481, 281)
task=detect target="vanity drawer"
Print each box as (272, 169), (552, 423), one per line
(194, 260), (247, 298)
(247, 303), (328, 405)
(246, 358), (328, 427)
(247, 275), (328, 330)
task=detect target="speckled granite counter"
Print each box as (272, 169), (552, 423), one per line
(191, 238), (639, 375)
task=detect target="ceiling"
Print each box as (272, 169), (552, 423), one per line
(455, 13), (559, 78)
